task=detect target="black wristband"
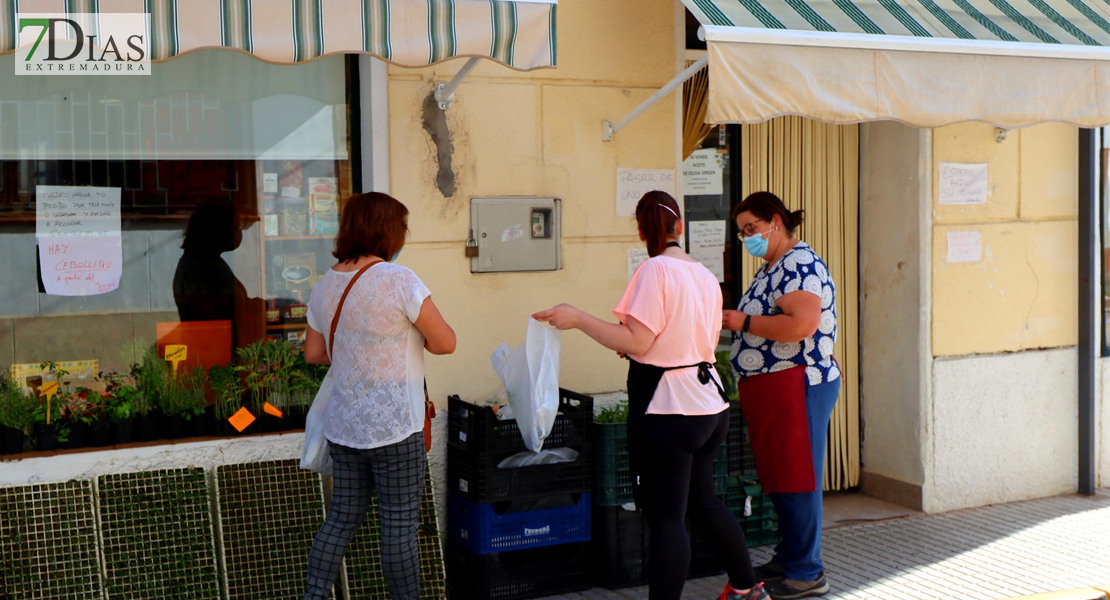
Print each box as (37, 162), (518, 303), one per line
(742, 314), (751, 333)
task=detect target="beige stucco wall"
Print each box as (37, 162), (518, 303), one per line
(859, 122), (932, 499)
(932, 123), (1079, 357)
(385, 0), (680, 407)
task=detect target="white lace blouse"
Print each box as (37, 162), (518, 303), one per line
(306, 263), (432, 450)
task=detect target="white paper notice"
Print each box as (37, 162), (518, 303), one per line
(627, 248), (648, 282)
(36, 186), (123, 296)
(682, 149), (724, 196)
(938, 162), (988, 205)
(689, 220), (727, 282)
(617, 168), (675, 218)
(946, 231), (982, 264)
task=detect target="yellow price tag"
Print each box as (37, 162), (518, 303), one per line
(41, 381), (59, 425)
(165, 345), (188, 373)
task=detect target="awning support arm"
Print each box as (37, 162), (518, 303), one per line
(435, 57), (483, 110)
(603, 54), (708, 142)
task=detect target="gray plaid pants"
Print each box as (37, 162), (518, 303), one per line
(305, 432), (426, 600)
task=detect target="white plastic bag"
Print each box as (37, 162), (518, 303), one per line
(300, 369), (335, 475)
(490, 318), (561, 452)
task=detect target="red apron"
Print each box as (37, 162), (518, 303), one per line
(736, 365), (815, 494)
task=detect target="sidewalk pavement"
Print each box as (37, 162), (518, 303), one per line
(546, 489), (1110, 600)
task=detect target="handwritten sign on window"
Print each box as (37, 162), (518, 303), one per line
(938, 162), (988, 205)
(688, 220), (726, 282)
(35, 186), (123, 296)
(617, 168), (675, 218)
(627, 248), (648, 282)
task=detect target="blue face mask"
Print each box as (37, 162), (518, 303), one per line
(391, 250), (401, 262)
(742, 226), (774, 258)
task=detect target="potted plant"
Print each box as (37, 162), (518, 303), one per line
(63, 389), (107, 449)
(130, 347), (168, 442)
(160, 365), (207, 439)
(209, 364), (244, 436)
(234, 341), (269, 434)
(32, 362), (72, 451)
(0, 375), (36, 455)
(263, 340), (300, 432)
(287, 355), (326, 431)
(100, 372), (139, 444)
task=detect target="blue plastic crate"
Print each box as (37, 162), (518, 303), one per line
(449, 493), (592, 555)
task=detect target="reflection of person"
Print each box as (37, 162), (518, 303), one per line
(173, 202), (244, 323)
(534, 192), (768, 600)
(302, 192), (456, 600)
(722, 192), (840, 600)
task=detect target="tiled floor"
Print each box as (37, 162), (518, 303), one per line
(543, 490), (1110, 600)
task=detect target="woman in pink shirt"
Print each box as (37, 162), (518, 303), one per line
(534, 191), (766, 600)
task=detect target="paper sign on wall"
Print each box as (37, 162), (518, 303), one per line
(627, 248), (648, 282)
(946, 231), (982, 263)
(689, 220), (727, 282)
(938, 162), (988, 205)
(617, 169), (675, 218)
(682, 149), (724, 196)
(35, 186), (123, 296)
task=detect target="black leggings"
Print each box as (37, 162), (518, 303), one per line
(643, 409), (756, 600)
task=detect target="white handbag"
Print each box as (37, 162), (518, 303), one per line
(300, 370), (335, 475)
(299, 259), (384, 475)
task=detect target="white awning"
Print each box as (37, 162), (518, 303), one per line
(685, 0), (1110, 128)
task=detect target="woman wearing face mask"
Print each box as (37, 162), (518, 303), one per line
(535, 191), (768, 600)
(722, 192), (840, 600)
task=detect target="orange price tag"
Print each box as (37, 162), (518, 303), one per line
(165, 344), (187, 373)
(263, 402), (283, 418)
(228, 407), (256, 432)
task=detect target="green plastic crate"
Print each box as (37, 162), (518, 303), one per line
(595, 421), (728, 506)
(726, 477), (781, 547)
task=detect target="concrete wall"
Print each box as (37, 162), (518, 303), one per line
(858, 122), (932, 508)
(929, 349), (1078, 512)
(388, 0), (680, 406)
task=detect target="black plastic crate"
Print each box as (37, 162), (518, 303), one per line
(448, 389), (593, 462)
(445, 541), (592, 600)
(592, 506), (648, 589)
(727, 402), (756, 477)
(447, 389), (593, 503)
(448, 448), (592, 503)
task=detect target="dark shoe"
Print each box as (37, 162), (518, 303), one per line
(765, 576), (830, 600)
(720, 582), (771, 600)
(753, 562), (786, 582)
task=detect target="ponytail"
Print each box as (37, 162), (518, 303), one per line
(635, 191), (681, 257)
(732, 192), (805, 235)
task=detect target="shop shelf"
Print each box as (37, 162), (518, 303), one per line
(449, 493), (591, 555)
(445, 541), (592, 600)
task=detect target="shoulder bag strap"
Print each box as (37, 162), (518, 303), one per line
(328, 259), (383, 360)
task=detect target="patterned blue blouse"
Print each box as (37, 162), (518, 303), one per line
(729, 242), (840, 386)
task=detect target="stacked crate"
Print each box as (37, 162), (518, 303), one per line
(592, 397), (771, 589)
(445, 389), (594, 600)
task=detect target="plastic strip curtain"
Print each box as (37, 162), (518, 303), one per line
(739, 117), (860, 490)
(682, 60), (714, 161)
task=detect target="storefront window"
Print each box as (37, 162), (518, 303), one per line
(0, 50), (354, 450)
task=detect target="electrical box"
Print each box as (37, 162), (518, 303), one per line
(470, 197), (561, 273)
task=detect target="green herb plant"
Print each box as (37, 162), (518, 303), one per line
(162, 365), (208, 421)
(130, 346), (169, 416)
(207, 365), (243, 421)
(98, 371), (141, 422)
(595, 400), (629, 424)
(0, 375), (37, 432)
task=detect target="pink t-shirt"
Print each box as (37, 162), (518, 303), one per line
(614, 255), (727, 416)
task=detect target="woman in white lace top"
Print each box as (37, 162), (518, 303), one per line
(302, 192), (456, 600)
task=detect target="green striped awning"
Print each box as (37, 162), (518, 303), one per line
(684, 0), (1110, 127)
(0, 0), (557, 69)
(685, 0), (1109, 45)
